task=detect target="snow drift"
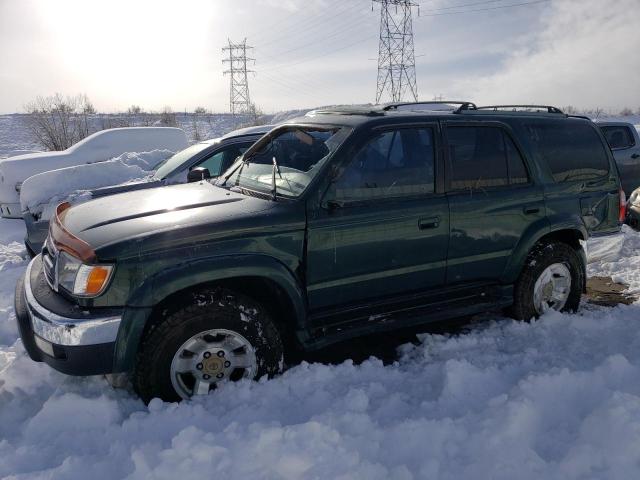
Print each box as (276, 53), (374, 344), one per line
(0, 127), (188, 208)
(1, 219), (640, 478)
(19, 149), (174, 220)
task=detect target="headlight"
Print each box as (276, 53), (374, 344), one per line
(57, 251), (114, 297)
(630, 190), (640, 207)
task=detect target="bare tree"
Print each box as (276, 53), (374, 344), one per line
(194, 106), (206, 115)
(620, 107), (633, 116)
(160, 106), (177, 127)
(191, 114), (203, 142)
(127, 105), (142, 115)
(24, 93), (97, 151)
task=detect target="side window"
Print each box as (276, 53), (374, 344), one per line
(193, 143), (251, 176)
(335, 127), (435, 202)
(601, 126), (635, 150)
(505, 134), (529, 184)
(524, 121), (609, 182)
(447, 126), (528, 190)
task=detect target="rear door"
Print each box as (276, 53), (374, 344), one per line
(600, 124), (640, 194)
(443, 121), (545, 285)
(522, 119), (620, 235)
(306, 124), (450, 311)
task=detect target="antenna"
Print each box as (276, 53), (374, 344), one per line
(373, 0), (419, 104)
(222, 38), (255, 117)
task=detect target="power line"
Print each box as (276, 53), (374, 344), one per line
(420, 0), (506, 12)
(252, 2), (366, 50)
(418, 0), (551, 17)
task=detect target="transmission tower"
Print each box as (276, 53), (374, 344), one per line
(222, 39), (254, 116)
(373, 0), (418, 104)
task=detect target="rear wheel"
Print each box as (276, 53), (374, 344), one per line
(133, 288), (284, 403)
(511, 242), (584, 321)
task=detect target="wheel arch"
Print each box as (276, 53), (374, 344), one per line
(113, 254), (307, 373)
(503, 224), (587, 286)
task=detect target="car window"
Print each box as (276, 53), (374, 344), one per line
(447, 126), (528, 190)
(153, 142), (213, 180)
(523, 121), (609, 182)
(194, 142), (252, 177)
(335, 127), (435, 202)
(601, 126), (635, 149)
(220, 126), (351, 198)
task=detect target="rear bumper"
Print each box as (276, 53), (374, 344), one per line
(0, 202), (21, 218)
(14, 256), (121, 375)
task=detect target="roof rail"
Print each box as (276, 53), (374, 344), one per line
(306, 106), (385, 117)
(476, 105), (564, 114)
(382, 101), (478, 113)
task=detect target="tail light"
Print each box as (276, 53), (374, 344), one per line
(619, 188), (626, 223)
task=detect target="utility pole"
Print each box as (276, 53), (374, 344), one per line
(373, 0), (418, 104)
(222, 39), (255, 116)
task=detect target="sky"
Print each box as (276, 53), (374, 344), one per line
(0, 0), (638, 114)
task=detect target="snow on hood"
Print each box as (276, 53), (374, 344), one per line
(19, 149), (174, 220)
(2, 218), (640, 478)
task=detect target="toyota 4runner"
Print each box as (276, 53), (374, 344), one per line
(15, 102), (624, 402)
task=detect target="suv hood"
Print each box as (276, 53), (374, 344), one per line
(61, 182), (274, 253)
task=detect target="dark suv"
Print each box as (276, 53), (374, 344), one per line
(15, 102), (623, 402)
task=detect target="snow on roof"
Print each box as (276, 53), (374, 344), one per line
(0, 127), (187, 204)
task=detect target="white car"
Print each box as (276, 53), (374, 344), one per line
(0, 127), (188, 218)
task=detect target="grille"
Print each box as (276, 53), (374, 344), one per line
(42, 236), (57, 290)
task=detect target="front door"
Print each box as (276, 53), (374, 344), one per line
(306, 124), (450, 312)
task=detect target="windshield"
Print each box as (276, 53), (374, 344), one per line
(218, 126), (351, 198)
(153, 142), (214, 179)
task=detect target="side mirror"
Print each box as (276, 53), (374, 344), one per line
(188, 167), (211, 183)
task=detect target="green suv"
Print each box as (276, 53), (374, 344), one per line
(15, 102), (624, 402)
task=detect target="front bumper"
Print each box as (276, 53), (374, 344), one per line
(14, 256), (122, 375)
(0, 202), (22, 218)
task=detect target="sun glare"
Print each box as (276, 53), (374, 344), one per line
(33, 0), (217, 110)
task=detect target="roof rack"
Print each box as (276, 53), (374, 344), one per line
(476, 105), (564, 114)
(306, 106), (384, 117)
(382, 101), (477, 113)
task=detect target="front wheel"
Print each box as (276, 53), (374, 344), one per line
(133, 288), (284, 403)
(511, 242), (585, 321)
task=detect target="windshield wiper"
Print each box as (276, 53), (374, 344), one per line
(271, 155), (296, 201)
(220, 157), (249, 187)
(271, 156), (279, 200)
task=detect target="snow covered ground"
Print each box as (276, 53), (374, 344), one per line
(2, 216), (640, 479)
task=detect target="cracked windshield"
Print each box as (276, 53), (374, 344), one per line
(219, 126), (351, 197)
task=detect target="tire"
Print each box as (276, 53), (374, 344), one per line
(133, 287), (284, 403)
(511, 241), (585, 321)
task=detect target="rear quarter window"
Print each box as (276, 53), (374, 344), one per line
(600, 125), (636, 149)
(523, 121), (610, 182)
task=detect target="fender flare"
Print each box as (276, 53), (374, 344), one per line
(502, 216), (587, 283)
(112, 254), (307, 372)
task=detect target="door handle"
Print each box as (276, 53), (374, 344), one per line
(523, 205), (540, 215)
(631, 153), (640, 159)
(419, 216), (440, 229)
